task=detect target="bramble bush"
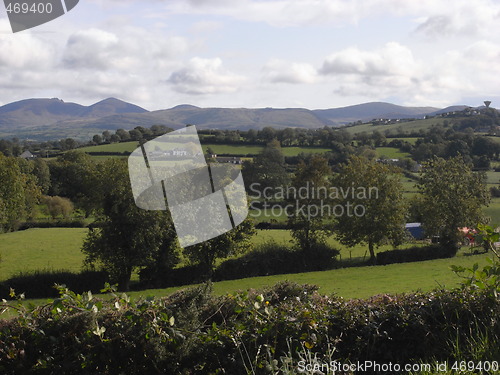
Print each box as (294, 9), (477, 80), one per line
(1, 280), (499, 374)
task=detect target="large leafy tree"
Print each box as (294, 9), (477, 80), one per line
(0, 154), (41, 231)
(49, 151), (100, 217)
(183, 163), (255, 278)
(32, 158), (51, 195)
(416, 156), (490, 251)
(183, 219), (254, 279)
(288, 155), (334, 252)
(242, 139), (289, 191)
(82, 159), (178, 291)
(333, 155), (407, 263)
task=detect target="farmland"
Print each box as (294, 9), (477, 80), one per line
(375, 147), (411, 159)
(0, 227), (494, 305)
(76, 141), (333, 158)
(342, 117), (461, 135)
(0, 228), (88, 280)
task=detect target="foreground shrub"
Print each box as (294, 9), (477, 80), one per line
(1, 281), (498, 374)
(0, 270), (107, 299)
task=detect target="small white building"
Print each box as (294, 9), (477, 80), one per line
(19, 150), (36, 159)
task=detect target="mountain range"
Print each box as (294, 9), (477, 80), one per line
(0, 97), (475, 140)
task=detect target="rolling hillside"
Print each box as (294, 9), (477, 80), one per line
(0, 97), (484, 140)
(314, 102), (438, 124)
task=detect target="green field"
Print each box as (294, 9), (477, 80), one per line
(202, 143), (264, 155)
(487, 136), (500, 144)
(0, 226), (497, 321)
(486, 170), (500, 185)
(2, 250), (492, 320)
(76, 141), (331, 158)
(343, 118), (460, 135)
(400, 176), (419, 197)
(77, 141), (139, 153)
(375, 147), (411, 159)
(0, 228), (491, 324)
(485, 198), (500, 226)
(0, 228), (88, 281)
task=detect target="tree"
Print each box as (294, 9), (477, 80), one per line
(333, 155), (407, 263)
(15, 158), (44, 220)
(183, 219), (254, 279)
(0, 154), (41, 231)
(32, 158), (51, 195)
(243, 139), (289, 190)
(43, 196), (74, 219)
(0, 154), (27, 231)
(82, 159), (178, 291)
(115, 129), (131, 141)
(416, 156), (490, 251)
(49, 151), (99, 217)
(258, 127), (277, 143)
(288, 155), (334, 252)
(92, 134), (103, 145)
(102, 131), (111, 142)
(60, 138), (78, 151)
(129, 129), (143, 141)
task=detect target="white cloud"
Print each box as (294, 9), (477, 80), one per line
(163, 0), (500, 31)
(320, 42), (418, 79)
(62, 27), (188, 71)
(319, 37), (500, 107)
(164, 0), (360, 27)
(0, 20), (56, 70)
(167, 57), (246, 95)
(62, 28), (120, 70)
(2, 0), (500, 110)
(414, 2), (500, 38)
(261, 59), (316, 84)
(189, 20), (223, 34)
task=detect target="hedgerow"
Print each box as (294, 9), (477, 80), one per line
(1, 281), (498, 374)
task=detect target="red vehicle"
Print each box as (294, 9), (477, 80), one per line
(459, 227), (476, 246)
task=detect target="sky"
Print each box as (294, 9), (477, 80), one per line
(0, 0), (499, 111)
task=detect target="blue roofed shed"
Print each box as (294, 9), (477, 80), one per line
(406, 223), (425, 240)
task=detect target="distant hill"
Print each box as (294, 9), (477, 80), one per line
(313, 102), (439, 124)
(0, 97), (147, 131)
(142, 106), (329, 131)
(0, 97), (487, 140)
(0, 98), (85, 129)
(426, 105), (469, 116)
(80, 98), (148, 117)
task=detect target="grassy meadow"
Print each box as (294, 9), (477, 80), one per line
(375, 147), (411, 159)
(76, 141), (332, 158)
(0, 228), (88, 281)
(0, 227), (494, 304)
(343, 117), (459, 135)
(77, 141), (139, 153)
(3, 134), (500, 321)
